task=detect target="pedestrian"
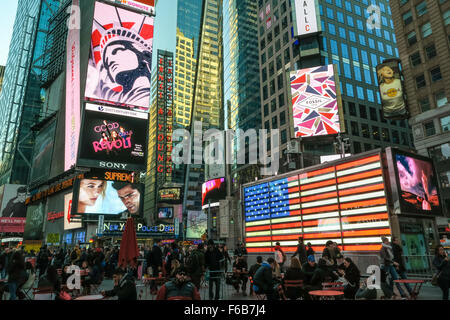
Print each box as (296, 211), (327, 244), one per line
(433, 244), (450, 300)
(392, 236), (413, 296)
(0, 248), (9, 279)
(252, 257), (279, 300)
(205, 239), (224, 300)
(248, 256), (263, 295)
(186, 243), (205, 290)
(232, 253), (249, 296)
(337, 257), (360, 299)
(322, 240), (337, 267)
(306, 242), (314, 257)
(101, 268), (137, 300)
(6, 251), (27, 300)
(219, 245), (231, 272)
(380, 236), (407, 299)
(274, 242), (287, 272)
(146, 240), (163, 294)
(292, 237), (307, 265)
(156, 267), (201, 300)
(37, 246), (49, 277)
(282, 257), (306, 300)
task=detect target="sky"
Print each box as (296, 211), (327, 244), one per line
(0, 0), (18, 66)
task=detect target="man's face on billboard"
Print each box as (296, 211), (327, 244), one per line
(117, 185), (140, 214)
(17, 192), (27, 203)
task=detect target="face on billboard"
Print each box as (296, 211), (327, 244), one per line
(75, 179), (143, 217)
(291, 65), (342, 137)
(0, 185), (27, 218)
(377, 60), (408, 119)
(202, 178), (226, 206)
(78, 104), (148, 171)
(85, 1), (154, 110)
(396, 154), (440, 214)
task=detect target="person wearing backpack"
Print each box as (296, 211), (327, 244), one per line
(274, 242), (287, 272)
(186, 244), (205, 290)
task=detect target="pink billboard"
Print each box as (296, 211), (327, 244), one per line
(65, 0), (81, 171)
(84, 1), (154, 111)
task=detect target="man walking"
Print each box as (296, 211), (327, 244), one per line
(392, 236), (413, 297)
(205, 240), (224, 300)
(292, 237), (307, 265)
(146, 240), (163, 294)
(380, 236), (408, 299)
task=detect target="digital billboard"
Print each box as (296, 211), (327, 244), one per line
(376, 59), (409, 120)
(158, 188), (182, 202)
(202, 178), (226, 206)
(292, 0), (320, 37)
(84, 1), (154, 111)
(0, 185), (27, 218)
(73, 179), (143, 218)
(105, 0), (155, 14)
(244, 154), (391, 253)
(186, 210), (207, 240)
(77, 103), (148, 171)
(64, 193), (82, 230)
(30, 120), (56, 184)
(23, 203), (45, 241)
(395, 151), (441, 215)
(158, 207), (173, 219)
(290, 65), (344, 138)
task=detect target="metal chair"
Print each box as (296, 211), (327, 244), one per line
(281, 279), (304, 300)
(322, 281), (345, 291)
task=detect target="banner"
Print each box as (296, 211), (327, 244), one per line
(84, 1), (154, 111)
(105, 0), (155, 14)
(293, 0), (320, 37)
(23, 203), (45, 241)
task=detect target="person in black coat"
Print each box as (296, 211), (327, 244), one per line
(302, 255), (318, 285)
(304, 258), (338, 300)
(102, 268), (137, 300)
(253, 258), (278, 300)
(146, 240), (163, 293)
(338, 257), (361, 299)
(433, 245), (450, 300)
(292, 237), (307, 265)
(6, 251), (27, 300)
(204, 239), (224, 300)
(392, 236), (413, 295)
(38, 265), (61, 299)
(282, 257), (306, 300)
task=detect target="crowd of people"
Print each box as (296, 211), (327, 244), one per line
(0, 235), (448, 300)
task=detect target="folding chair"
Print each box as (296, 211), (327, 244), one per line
(20, 273), (36, 300)
(282, 280), (304, 300)
(33, 287), (55, 300)
(322, 282), (345, 291)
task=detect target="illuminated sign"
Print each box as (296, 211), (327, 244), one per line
(101, 222), (174, 235)
(26, 174), (85, 205)
(202, 178), (226, 206)
(105, 0), (155, 14)
(293, 0), (320, 37)
(47, 211), (64, 222)
(158, 188), (181, 202)
(64, 193), (82, 231)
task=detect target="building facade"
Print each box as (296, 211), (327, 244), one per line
(389, 0), (450, 217)
(0, 66), (5, 93)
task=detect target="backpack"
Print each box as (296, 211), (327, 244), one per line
(185, 251), (199, 274)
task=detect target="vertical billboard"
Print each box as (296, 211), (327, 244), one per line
(65, 0), (81, 171)
(0, 185), (27, 233)
(290, 65), (344, 137)
(30, 120), (57, 184)
(186, 210), (207, 240)
(84, 1), (154, 111)
(292, 0), (321, 37)
(64, 193), (82, 230)
(376, 59), (408, 120)
(23, 203), (45, 241)
(77, 103), (148, 171)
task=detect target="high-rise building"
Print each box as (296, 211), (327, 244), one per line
(0, 66), (5, 93)
(0, 0), (63, 185)
(389, 0), (450, 216)
(257, 0), (414, 172)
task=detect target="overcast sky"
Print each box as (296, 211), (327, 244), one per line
(0, 0), (18, 66)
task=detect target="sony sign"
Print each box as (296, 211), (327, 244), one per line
(99, 162), (128, 170)
(294, 0), (319, 37)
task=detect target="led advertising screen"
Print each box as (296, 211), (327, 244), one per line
(105, 0), (155, 14)
(395, 152), (441, 215)
(30, 120), (56, 184)
(64, 193), (82, 230)
(23, 203), (45, 241)
(84, 1), (154, 111)
(202, 178), (226, 206)
(376, 59), (409, 120)
(186, 210), (207, 240)
(158, 188), (182, 202)
(73, 179), (143, 217)
(290, 65), (344, 138)
(77, 103), (148, 171)
(292, 0), (320, 37)
(158, 207), (173, 219)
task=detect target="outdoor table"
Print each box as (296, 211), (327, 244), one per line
(393, 279), (425, 300)
(309, 290), (344, 300)
(74, 294), (105, 300)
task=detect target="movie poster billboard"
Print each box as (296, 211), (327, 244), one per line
(186, 210), (207, 240)
(105, 0), (155, 14)
(77, 103), (148, 171)
(290, 64), (344, 138)
(395, 151), (441, 215)
(292, 0), (321, 37)
(30, 120), (57, 184)
(23, 203), (45, 241)
(84, 1), (154, 111)
(376, 59), (409, 120)
(72, 179), (143, 218)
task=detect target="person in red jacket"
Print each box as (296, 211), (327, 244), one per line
(156, 267), (201, 300)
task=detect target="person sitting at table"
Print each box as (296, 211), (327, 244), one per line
(337, 257), (360, 299)
(272, 260), (282, 280)
(302, 255), (318, 285)
(38, 265), (62, 300)
(304, 258), (339, 300)
(252, 258), (279, 300)
(282, 257), (306, 300)
(232, 254), (249, 296)
(156, 267), (201, 300)
(101, 268), (137, 300)
(83, 257), (103, 295)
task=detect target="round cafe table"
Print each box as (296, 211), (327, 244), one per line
(309, 290), (344, 300)
(74, 294), (105, 300)
(393, 279), (425, 300)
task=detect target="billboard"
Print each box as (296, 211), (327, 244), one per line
(105, 0), (155, 14)
(30, 120), (57, 184)
(186, 210), (207, 240)
(73, 179), (143, 218)
(0, 185), (27, 218)
(290, 65), (344, 138)
(64, 193), (82, 230)
(158, 207), (173, 219)
(376, 59), (409, 120)
(293, 0), (320, 37)
(65, 0), (81, 171)
(23, 203), (45, 241)
(202, 178), (226, 206)
(77, 103), (148, 171)
(395, 151), (441, 215)
(84, 1), (154, 111)
(158, 188), (182, 203)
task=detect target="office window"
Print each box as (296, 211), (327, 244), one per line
(262, 67), (267, 82)
(277, 74), (283, 90)
(351, 47), (359, 61)
(424, 121), (435, 137)
(349, 102), (357, 116)
(354, 4), (361, 15)
(276, 54), (282, 70)
(372, 126), (380, 140)
(407, 31), (417, 46)
(339, 27), (346, 39)
(270, 79), (276, 95)
(367, 89), (374, 102)
(283, 31), (289, 45)
(330, 39), (338, 55)
(421, 22), (432, 38)
(272, 116), (278, 129)
(280, 111), (286, 126)
(359, 105), (367, 118)
(336, 0), (343, 7)
(263, 85), (268, 100)
(261, 52), (266, 64)
(264, 103), (269, 117)
(357, 19), (363, 30)
(275, 39), (281, 52)
(440, 116), (450, 133)
(368, 38), (375, 49)
(425, 45), (437, 59)
(327, 7), (334, 19)
(264, 120), (270, 129)
(269, 61), (275, 77)
(428, 143), (450, 161)
(364, 143), (372, 151)
(436, 91), (448, 108)
(345, 1), (352, 12)
(419, 98), (430, 112)
(377, 42), (384, 52)
(346, 83), (354, 97)
(381, 16), (388, 27)
(351, 121), (359, 136)
(347, 15), (354, 27)
(344, 63), (352, 78)
(400, 0), (409, 5)
(349, 31), (356, 43)
(403, 11), (413, 26)
(341, 44), (349, 59)
(415, 74), (426, 89)
(384, 31), (391, 41)
(444, 10), (450, 26)
(382, 128), (390, 142)
(410, 52), (421, 66)
(392, 131), (399, 144)
(281, 130), (287, 144)
(271, 98), (277, 112)
(282, 16), (288, 29)
(353, 141), (361, 154)
(358, 34), (366, 46)
(357, 86), (364, 100)
(284, 47), (290, 62)
(353, 66), (362, 81)
(268, 31), (273, 43)
(416, 1), (427, 17)
(370, 107), (378, 121)
(337, 11), (344, 23)
(329, 23), (336, 35)
(268, 45), (274, 58)
(279, 93), (285, 107)
(430, 67), (442, 83)
(361, 123), (370, 138)
(386, 45), (393, 56)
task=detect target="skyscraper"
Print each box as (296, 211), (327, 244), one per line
(0, 66), (5, 94)
(257, 0), (414, 172)
(389, 0), (450, 216)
